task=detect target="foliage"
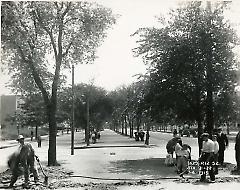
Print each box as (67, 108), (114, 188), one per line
(133, 2), (239, 132)
(58, 83), (113, 131)
(1, 1), (116, 165)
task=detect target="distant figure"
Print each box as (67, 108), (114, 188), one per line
(92, 131), (97, 144)
(37, 135), (42, 148)
(8, 135), (39, 188)
(134, 131), (139, 141)
(30, 130), (34, 141)
(173, 129), (177, 137)
(216, 127), (228, 166)
(97, 131), (101, 139)
(139, 130), (145, 141)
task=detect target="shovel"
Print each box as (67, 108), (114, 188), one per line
(35, 155), (48, 185)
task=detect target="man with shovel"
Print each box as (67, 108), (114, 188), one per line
(8, 135), (39, 188)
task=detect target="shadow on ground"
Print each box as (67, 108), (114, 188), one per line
(109, 158), (178, 177)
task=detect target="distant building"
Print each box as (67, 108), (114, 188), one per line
(0, 95), (22, 139)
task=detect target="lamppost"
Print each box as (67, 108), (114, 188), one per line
(71, 64), (75, 155)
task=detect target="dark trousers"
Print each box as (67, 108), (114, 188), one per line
(236, 149), (240, 171)
(10, 155), (39, 186)
(199, 152), (215, 181)
(213, 153), (218, 174)
(218, 149), (224, 165)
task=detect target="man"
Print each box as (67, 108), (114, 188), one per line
(166, 136), (181, 157)
(216, 127), (228, 166)
(234, 124), (240, 173)
(176, 144), (191, 176)
(9, 135), (39, 188)
(212, 135), (219, 174)
(199, 133), (215, 183)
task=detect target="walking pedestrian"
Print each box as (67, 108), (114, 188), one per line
(216, 127), (228, 166)
(37, 135), (42, 148)
(199, 133), (215, 183)
(8, 135), (39, 188)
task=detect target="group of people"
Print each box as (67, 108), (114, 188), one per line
(166, 136), (191, 175)
(91, 130), (100, 144)
(198, 128), (229, 182)
(166, 127), (230, 182)
(30, 130), (42, 148)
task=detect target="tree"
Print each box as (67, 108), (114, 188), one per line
(1, 1), (116, 165)
(21, 94), (47, 139)
(133, 1), (239, 153)
(58, 84), (113, 140)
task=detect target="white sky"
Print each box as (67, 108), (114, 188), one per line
(1, 0), (240, 95)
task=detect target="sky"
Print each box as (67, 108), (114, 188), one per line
(1, 0), (240, 95)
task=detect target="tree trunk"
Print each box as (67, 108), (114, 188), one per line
(121, 117), (124, 134)
(124, 115), (127, 136)
(47, 105), (58, 166)
(35, 125), (38, 140)
(205, 1), (214, 137)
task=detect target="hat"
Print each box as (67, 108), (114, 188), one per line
(17, 135), (24, 141)
(201, 133), (209, 137)
(217, 127), (222, 131)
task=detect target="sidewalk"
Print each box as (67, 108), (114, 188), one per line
(1, 129), (240, 190)
(0, 140), (18, 149)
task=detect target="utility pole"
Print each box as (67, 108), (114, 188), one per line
(86, 95), (90, 146)
(71, 64), (75, 155)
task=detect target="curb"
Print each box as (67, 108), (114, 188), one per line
(74, 144), (157, 149)
(0, 144), (18, 149)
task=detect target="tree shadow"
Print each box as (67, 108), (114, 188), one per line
(109, 158), (178, 177)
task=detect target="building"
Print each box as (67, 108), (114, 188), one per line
(0, 95), (22, 140)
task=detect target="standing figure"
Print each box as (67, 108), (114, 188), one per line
(37, 135), (42, 148)
(176, 144), (191, 175)
(8, 135), (39, 188)
(233, 124), (240, 173)
(216, 127), (228, 166)
(199, 133), (215, 183)
(175, 138), (183, 163)
(30, 130), (34, 141)
(173, 129), (178, 137)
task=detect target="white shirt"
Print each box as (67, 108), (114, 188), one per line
(175, 143), (182, 156)
(213, 140), (219, 154)
(202, 139), (214, 153)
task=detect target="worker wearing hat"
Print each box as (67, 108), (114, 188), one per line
(199, 133), (215, 183)
(9, 135), (39, 188)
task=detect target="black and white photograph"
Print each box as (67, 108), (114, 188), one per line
(1, 0), (240, 189)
